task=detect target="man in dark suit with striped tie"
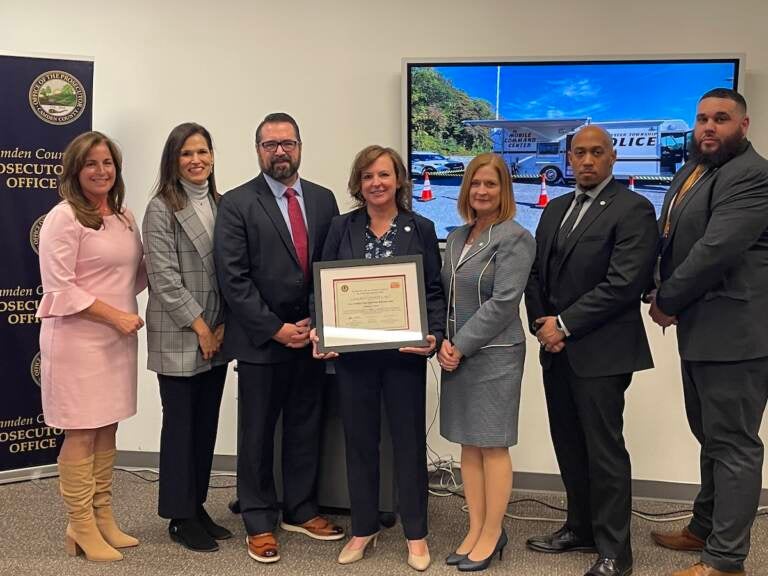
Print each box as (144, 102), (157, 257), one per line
(214, 113), (343, 564)
(648, 89), (768, 576)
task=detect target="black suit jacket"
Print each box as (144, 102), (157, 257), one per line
(656, 141), (768, 362)
(525, 178), (657, 378)
(214, 173), (339, 363)
(320, 207), (446, 348)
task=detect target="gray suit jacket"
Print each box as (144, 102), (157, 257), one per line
(442, 219), (535, 357)
(656, 141), (768, 361)
(143, 195), (226, 376)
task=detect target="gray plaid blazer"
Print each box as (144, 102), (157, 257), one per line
(142, 195), (226, 376)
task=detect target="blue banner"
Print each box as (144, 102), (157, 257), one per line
(0, 54), (93, 474)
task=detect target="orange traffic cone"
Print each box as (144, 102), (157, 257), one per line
(628, 176), (636, 191)
(535, 174), (549, 208)
(418, 171), (434, 202)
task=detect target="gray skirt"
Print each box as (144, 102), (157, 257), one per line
(439, 343), (524, 448)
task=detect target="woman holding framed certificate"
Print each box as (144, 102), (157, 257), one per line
(313, 145), (445, 571)
(438, 153), (535, 572)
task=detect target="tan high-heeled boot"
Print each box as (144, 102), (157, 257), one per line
(93, 449), (139, 548)
(58, 455), (123, 562)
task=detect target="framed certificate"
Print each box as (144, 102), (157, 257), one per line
(314, 255), (429, 353)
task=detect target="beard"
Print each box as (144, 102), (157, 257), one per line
(260, 153), (300, 182)
(690, 132), (746, 167)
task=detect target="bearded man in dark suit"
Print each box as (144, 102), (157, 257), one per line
(649, 88), (768, 576)
(214, 113), (343, 564)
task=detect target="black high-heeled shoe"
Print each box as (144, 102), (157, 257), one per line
(445, 551), (469, 566)
(457, 528), (508, 572)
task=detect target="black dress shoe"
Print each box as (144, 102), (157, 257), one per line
(584, 557), (633, 576)
(169, 518), (219, 552)
(526, 526), (597, 554)
(197, 506), (233, 540)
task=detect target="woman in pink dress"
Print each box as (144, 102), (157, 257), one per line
(37, 131), (146, 562)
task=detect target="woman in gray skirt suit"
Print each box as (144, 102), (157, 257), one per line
(438, 153), (535, 571)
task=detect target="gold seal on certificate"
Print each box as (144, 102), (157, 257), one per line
(314, 256), (428, 353)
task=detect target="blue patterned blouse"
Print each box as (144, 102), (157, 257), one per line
(363, 214), (400, 259)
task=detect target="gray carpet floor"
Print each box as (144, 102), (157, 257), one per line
(1, 471), (765, 576)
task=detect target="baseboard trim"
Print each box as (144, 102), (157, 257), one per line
(513, 471), (768, 505)
(115, 451), (768, 506)
(0, 463), (59, 485)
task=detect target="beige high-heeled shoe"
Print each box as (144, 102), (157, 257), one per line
(337, 532), (380, 564)
(407, 540), (431, 571)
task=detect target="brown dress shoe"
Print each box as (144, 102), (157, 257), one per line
(246, 532), (280, 563)
(671, 562), (745, 576)
(651, 527), (705, 551)
(280, 515), (345, 541)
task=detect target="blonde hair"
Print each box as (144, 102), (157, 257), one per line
(59, 131), (127, 230)
(457, 153), (516, 223)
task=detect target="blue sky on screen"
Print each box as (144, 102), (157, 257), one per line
(435, 62), (736, 124)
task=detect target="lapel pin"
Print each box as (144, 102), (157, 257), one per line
(600, 200), (606, 206)
(404, 225), (412, 232)
(479, 242), (485, 247)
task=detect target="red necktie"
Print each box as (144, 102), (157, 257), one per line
(284, 188), (309, 278)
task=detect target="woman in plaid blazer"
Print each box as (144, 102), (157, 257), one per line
(142, 123), (230, 553)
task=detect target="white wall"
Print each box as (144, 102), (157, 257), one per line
(4, 0), (767, 486)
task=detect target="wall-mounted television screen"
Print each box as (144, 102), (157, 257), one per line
(402, 56), (742, 240)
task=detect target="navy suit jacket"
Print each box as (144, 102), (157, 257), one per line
(214, 173), (339, 363)
(320, 207), (446, 349)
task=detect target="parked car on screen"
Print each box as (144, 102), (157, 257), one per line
(411, 151), (464, 175)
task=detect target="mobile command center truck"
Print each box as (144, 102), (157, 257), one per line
(463, 118), (691, 184)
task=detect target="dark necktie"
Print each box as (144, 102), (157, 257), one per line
(555, 193), (588, 253)
(284, 188), (309, 278)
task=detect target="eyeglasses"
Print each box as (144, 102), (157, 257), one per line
(259, 140), (300, 153)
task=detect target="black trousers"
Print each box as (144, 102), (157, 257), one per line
(681, 357), (768, 573)
(335, 350), (428, 540)
(157, 364), (228, 519)
(542, 352), (633, 564)
(236, 355), (325, 535)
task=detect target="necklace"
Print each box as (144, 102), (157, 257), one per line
(467, 222), (492, 245)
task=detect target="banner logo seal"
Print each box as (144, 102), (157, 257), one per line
(28, 70), (87, 125)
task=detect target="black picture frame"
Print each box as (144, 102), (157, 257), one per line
(314, 255), (429, 353)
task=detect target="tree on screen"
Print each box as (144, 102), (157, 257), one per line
(411, 68), (493, 155)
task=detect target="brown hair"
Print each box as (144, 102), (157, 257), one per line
(255, 112), (302, 144)
(457, 153), (516, 223)
(59, 131), (127, 230)
(153, 122), (219, 212)
(348, 145), (412, 211)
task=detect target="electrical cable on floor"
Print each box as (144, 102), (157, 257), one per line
(114, 466), (237, 489)
(425, 357), (463, 497)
